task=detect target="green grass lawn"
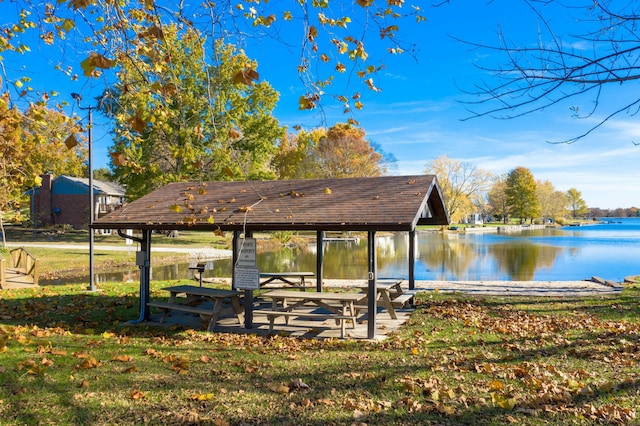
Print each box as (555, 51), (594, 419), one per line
(1, 280), (638, 425)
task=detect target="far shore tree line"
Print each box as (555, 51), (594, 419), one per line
(423, 155), (634, 225)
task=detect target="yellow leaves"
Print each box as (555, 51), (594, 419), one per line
(17, 359), (47, 376)
(130, 389), (146, 400)
(490, 392), (517, 410)
(80, 52), (115, 77)
(138, 25), (164, 40)
(228, 128), (242, 139)
(110, 151), (127, 166)
(0, 332), (8, 353)
(61, 19), (75, 33)
(324, 187), (332, 194)
(64, 134), (79, 149)
(68, 0), (93, 10)
(128, 112), (147, 133)
(190, 393), (215, 401)
(380, 25), (399, 39)
(253, 14), (276, 27)
(169, 204), (183, 213)
(298, 94), (318, 110)
(270, 383), (291, 394)
(489, 379), (504, 392)
(112, 354), (133, 362)
(75, 356), (100, 370)
(232, 68), (259, 86)
(163, 354), (190, 374)
(41, 32), (54, 45)
(365, 78), (381, 92)
(307, 25), (318, 42)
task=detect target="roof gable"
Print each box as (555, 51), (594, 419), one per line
(93, 175), (449, 232)
(61, 176), (126, 196)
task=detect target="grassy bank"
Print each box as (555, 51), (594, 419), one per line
(1, 281), (638, 425)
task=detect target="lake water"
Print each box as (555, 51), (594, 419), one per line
(41, 218), (640, 284)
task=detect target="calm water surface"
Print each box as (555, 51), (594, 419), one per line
(42, 218), (640, 284)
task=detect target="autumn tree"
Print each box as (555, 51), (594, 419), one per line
(274, 123), (390, 180)
(106, 28), (285, 199)
(424, 155), (494, 223)
(460, 1), (640, 143)
(487, 176), (509, 224)
(310, 123), (386, 179)
(272, 129), (325, 180)
(566, 188), (589, 219)
(0, 92), (85, 244)
(505, 167), (540, 224)
(536, 180), (567, 222)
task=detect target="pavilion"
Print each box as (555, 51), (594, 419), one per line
(92, 175), (449, 339)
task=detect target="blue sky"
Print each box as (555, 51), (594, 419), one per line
(2, 1), (639, 209)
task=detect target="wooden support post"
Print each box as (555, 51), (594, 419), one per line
(409, 230), (416, 290)
(125, 229), (151, 324)
(316, 230), (324, 292)
(367, 230), (377, 339)
(243, 230), (254, 330)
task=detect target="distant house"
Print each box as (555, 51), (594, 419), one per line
(28, 174), (127, 229)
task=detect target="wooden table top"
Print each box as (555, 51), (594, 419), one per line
(162, 285), (240, 297)
(259, 272), (314, 277)
(261, 290), (365, 302)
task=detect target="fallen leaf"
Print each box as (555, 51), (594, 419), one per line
(270, 384), (290, 394)
(190, 393), (215, 401)
(130, 389), (146, 400)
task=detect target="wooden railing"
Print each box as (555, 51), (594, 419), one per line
(8, 247), (39, 286)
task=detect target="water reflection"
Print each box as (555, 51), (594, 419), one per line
(39, 219), (640, 284)
(417, 233), (476, 280)
(489, 242), (562, 280)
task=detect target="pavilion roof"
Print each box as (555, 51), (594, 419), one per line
(92, 175), (449, 232)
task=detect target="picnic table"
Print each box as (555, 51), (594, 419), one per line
(147, 285), (244, 331)
(259, 272), (315, 290)
(256, 290), (366, 338)
(356, 279), (419, 320)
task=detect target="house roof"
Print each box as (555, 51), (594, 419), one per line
(62, 176), (126, 196)
(26, 175), (126, 196)
(92, 175), (449, 232)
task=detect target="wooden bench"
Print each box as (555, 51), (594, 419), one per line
(391, 289), (421, 308)
(259, 272), (315, 290)
(148, 285), (243, 331)
(254, 310), (357, 338)
(147, 302), (215, 317)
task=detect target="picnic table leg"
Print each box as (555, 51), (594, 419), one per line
(379, 290), (397, 320)
(159, 291), (179, 323)
(205, 298), (223, 331)
(230, 295), (244, 324)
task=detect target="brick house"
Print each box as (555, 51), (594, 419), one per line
(28, 174), (127, 229)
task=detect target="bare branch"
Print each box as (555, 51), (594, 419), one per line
(458, 0), (640, 143)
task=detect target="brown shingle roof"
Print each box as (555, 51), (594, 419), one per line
(92, 175), (449, 232)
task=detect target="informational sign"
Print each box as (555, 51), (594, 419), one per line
(236, 238), (257, 267)
(234, 267), (260, 290)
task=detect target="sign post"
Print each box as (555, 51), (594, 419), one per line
(235, 238), (258, 328)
